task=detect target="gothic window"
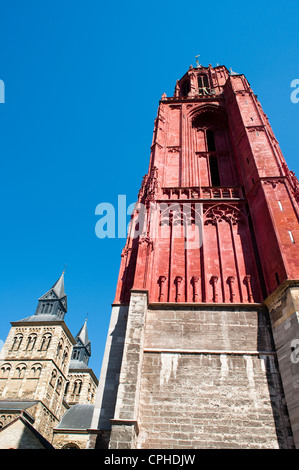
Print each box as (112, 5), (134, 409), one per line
(26, 333), (37, 351)
(209, 155), (221, 187)
(205, 129), (220, 186)
(11, 333), (23, 351)
(180, 80), (190, 97)
(40, 333), (52, 351)
(15, 363), (26, 379)
(0, 363), (11, 378)
(198, 74), (210, 94)
(206, 129), (216, 152)
(50, 369), (57, 387)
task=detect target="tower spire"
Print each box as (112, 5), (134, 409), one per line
(70, 317), (91, 369)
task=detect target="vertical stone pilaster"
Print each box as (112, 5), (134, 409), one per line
(109, 290), (148, 449)
(265, 281), (299, 448)
(87, 304), (128, 448)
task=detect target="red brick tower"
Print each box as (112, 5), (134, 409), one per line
(89, 63), (299, 449)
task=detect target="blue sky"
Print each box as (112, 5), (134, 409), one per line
(0, 0), (298, 377)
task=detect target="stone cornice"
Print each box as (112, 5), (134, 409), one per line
(263, 279), (299, 308)
(10, 320), (77, 346)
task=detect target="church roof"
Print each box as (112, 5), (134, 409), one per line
(75, 318), (90, 347)
(55, 404), (94, 430)
(69, 360), (89, 370)
(52, 272), (66, 298)
(39, 271), (66, 300)
(15, 271), (68, 323)
(0, 400), (39, 411)
(15, 314), (63, 323)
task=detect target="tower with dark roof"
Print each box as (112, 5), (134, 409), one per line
(0, 273), (98, 449)
(63, 319), (98, 408)
(70, 319), (91, 368)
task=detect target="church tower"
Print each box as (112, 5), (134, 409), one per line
(0, 272), (76, 442)
(0, 273), (98, 449)
(64, 319), (98, 406)
(89, 63), (299, 449)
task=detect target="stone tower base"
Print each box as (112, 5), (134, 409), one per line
(89, 291), (295, 449)
(265, 280), (299, 448)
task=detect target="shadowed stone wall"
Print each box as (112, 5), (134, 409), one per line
(134, 304), (294, 449)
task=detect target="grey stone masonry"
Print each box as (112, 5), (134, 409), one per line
(109, 291), (148, 449)
(265, 281), (299, 448)
(89, 296), (295, 449)
(88, 304), (128, 448)
(136, 303), (294, 449)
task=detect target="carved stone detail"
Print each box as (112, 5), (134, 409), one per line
(244, 275), (254, 303)
(204, 204), (245, 226)
(158, 276), (167, 302)
(191, 275), (200, 302)
(174, 276), (183, 303)
(227, 276), (235, 303)
(210, 275), (219, 303)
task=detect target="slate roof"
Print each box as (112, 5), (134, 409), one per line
(55, 404), (94, 430)
(0, 400), (38, 411)
(69, 360), (89, 370)
(75, 319), (90, 347)
(15, 314), (63, 323)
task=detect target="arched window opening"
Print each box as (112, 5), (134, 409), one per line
(1, 364), (11, 378)
(206, 129), (216, 152)
(30, 364), (42, 378)
(180, 80), (190, 97)
(72, 349), (80, 360)
(15, 363), (27, 379)
(26, 334), (37, 351)
(62, 347), (69, 365)
(209, 155), (221, 187)
(64, 381), (70, 396)
(198, 74), (210, 94)
(56, 340), (63, 358)
(73, 379), (82, 395)
(40, 333), (52, 351)
(62, 443), (80, 449)
(11, 334), (23, 351)
(50, 369), (57, 387)
(56, 376), (63, 394)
